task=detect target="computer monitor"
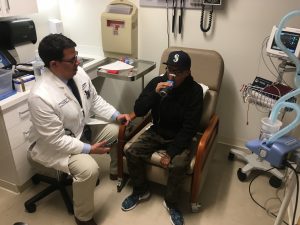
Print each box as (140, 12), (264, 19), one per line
(266, 26), (300, 59)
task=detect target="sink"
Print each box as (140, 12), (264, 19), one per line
(79, 56), (94, 66)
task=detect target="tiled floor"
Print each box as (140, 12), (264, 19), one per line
(0, 143), (286, 225)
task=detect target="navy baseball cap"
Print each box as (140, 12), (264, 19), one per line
(163, 50), (191, 70)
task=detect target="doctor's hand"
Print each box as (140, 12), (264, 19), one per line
(90, 141), (110, 154)
(116, 114), (131, 126)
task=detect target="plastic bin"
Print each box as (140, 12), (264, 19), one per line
(0, 68), (15, 100)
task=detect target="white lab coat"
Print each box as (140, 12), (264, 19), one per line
(28, 67), (117, 173)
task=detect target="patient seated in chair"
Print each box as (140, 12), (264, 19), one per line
(121, 50), (204, 225)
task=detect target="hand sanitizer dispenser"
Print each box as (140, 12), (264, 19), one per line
(101, 0), (138, 58)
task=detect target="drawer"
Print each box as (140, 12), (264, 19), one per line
(3, 100), (30, 130)
(7, 119), (32, 150)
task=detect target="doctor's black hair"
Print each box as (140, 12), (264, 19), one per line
(38, 33), (77, 68)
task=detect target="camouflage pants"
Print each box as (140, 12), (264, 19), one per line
(125, 128), (192, 208)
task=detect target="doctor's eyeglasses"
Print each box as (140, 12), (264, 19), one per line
(60, 51), (79, 65)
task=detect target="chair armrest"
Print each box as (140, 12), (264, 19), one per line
(196, 114), (219, 164)
(118, 112), (136, 143)
(190, 114), (219, 202)
(118, 112), (152, 145)
(117, 112), (152, 178)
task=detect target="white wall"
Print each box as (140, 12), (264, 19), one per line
(28, 0), (61, 47)
(35, 0), (300, 147)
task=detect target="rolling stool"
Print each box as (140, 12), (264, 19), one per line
(24, 172), (74, 214)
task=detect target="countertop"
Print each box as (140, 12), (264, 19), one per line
(0, 46), (107, 111)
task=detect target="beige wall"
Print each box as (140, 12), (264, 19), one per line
(34, 0), (300, 148)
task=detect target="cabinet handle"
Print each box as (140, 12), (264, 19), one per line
(19, 109), (29, 117)
(5, 0), (10, 13)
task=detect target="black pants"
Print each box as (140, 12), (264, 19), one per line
(125, 129), (192, 209)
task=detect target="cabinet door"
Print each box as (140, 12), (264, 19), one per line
(0, 0), (4, 16)
(0, 0), (38, 17)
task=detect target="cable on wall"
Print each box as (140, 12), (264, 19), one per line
(200, 3), (214, 33)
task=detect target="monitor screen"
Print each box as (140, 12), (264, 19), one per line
(266, 26), (300, 59)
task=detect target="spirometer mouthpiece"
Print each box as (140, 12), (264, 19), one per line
(159, 80), (174, 97)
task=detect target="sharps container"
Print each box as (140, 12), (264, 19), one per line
(259, 117), (282, 140)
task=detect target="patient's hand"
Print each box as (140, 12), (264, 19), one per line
(155, 81), (173, 94)
(160, 154), (171, 168)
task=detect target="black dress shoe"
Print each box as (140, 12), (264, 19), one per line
(109, 174), (118, 180)
(74, 217), (97, 225)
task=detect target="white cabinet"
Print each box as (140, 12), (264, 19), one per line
(0, 91), (34, 193)
(0, 0), (37, 17)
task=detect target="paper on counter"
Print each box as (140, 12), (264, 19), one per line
(15, 42), (35, 63)
(99, 60), (133, 71)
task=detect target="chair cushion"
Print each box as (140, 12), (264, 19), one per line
(123, 122), (198, 174)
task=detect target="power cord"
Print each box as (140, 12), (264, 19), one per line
(248, 168), (289, 225)
(260, 36), (282, 79)
(259, 36), (289, 85)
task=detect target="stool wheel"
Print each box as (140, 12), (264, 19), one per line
(25, 202), (36, 213)
(269, 175), (282, 188)
(237, 168), (247, 181)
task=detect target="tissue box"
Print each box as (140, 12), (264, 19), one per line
(13, 75), (35, 92)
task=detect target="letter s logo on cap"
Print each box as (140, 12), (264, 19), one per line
(173, 54), (179, 63)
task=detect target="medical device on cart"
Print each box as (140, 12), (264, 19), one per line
(229, 11), (300, 193)
(251, 10), (300, 168)
(245, 10), (300, 225)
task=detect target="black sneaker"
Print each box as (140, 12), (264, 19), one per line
(121, 191), (151, 211)
(163, 201), (184, 225)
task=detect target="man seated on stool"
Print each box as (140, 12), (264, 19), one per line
(28, 33), (130, 225)
(121, 51), (203, 225)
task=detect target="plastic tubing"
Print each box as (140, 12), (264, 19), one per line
(267, 102), (300, 145)
(267, 10), (300, 144)
(274, 10), (300, 88)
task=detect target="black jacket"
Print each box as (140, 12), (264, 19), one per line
(134, 74), (203, 158)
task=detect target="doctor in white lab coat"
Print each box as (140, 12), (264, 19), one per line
(28, 34), (130, 225)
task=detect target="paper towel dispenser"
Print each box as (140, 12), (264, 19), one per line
(0, 18), (37, 50)
(101, 0), (138, 58)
